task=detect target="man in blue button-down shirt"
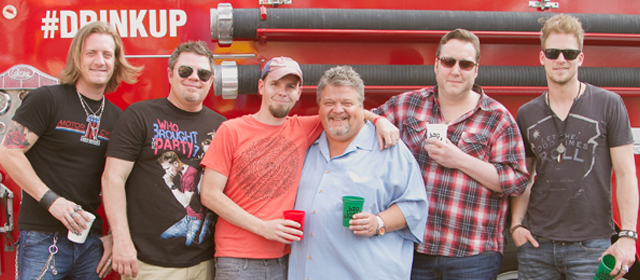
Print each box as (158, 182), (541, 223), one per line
(288, 66), (428, 280)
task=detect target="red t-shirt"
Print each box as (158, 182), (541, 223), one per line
(201, 115), (322, 258)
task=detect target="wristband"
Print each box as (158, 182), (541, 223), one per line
(373, 116), (384, 125)
(618, 230), (638, 241)
(39, 189), (60, 210)
(510, 224), (527, 236)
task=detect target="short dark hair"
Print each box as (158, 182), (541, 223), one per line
(168, 41), (215, 72)
(157, 151), (182, 167)
(436, 28), (481, 63)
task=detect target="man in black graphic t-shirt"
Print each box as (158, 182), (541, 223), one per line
(0, 22), (142, 280)
(102, 41), (225, 280)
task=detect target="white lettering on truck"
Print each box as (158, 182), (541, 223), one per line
(41, 9), (187, 39)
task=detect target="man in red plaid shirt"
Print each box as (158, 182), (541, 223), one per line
(374, 28), (529, 279)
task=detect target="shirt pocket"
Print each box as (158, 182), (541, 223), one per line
(402, 117), (427, 153)
(459, 132), (490, 161)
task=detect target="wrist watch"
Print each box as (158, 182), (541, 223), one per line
(375, 215), (386, 236)
(618, 230), (638, 241)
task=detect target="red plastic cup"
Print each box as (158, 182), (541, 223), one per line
(283, 210), (305, 241)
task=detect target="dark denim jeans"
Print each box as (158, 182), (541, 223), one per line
(214, 256), (288, 280)
(411, 251), (503, 280)
(17, 230), (103, 280)
(517, 237), (609, 280)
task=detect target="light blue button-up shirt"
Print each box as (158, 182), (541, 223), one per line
(288, 121), (428, 280)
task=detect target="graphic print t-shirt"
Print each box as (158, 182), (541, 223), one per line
(106, 98), (226, 267)
(201, 115), (323, 259)
(14, 84), (121, 234)
(516, 84), (633, 241)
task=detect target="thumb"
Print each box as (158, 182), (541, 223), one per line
(528, 235), (540, 248)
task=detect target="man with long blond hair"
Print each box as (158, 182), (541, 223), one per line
(0, 21), (142, 279)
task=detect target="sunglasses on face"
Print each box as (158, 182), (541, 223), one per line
(543, 49), (581, 60)
(176, 65), (212, 82)
(437, 57), (477, 71)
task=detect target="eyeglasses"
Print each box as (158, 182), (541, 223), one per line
(437, 57), (477, 71)
(176, 65), (212, 82)
(543, 49), (581, 60)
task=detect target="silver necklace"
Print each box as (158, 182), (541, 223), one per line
(77, 91), (105, 146)
(546, 83), (581, 163)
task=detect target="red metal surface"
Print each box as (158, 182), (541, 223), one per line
(1, 0), (639, 279)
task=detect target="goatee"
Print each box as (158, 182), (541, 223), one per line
(269, 104), (291, 118)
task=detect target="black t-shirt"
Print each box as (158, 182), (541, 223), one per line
(106, 98), (226, 267)
(516, 83), (633, 241)
(13, 84), (122, 234)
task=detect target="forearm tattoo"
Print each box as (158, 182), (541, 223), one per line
(2, 122), (31, 149)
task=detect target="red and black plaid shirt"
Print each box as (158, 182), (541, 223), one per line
(375, 85), (529, 257)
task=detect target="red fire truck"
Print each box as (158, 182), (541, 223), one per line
(0, 0), (638, 279)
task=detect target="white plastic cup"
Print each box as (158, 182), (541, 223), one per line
(67, 212), (96, 244)
(426, 123), (448, 142)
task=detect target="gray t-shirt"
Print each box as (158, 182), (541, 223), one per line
(516, 83), (633, 241)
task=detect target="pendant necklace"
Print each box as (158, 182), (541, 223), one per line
(546, 83), (581, 163)
(77, 91), (105, 146)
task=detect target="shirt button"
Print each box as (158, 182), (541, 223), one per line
(326, 170), (330, 174)
(309, 232), (313, 237)
(319, 190), (323, 193)
(308, 256), (312, 260)
(312, 211), (316, 214)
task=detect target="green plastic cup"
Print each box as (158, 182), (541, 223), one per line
(594, 254), (616, 280)
(342, 196), (365, 227)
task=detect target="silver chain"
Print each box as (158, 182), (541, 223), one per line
(76, 91), (105, 118)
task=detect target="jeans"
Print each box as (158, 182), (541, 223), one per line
(517, 237), (610, 280)
(214, 256), (288, 280)
(17, 230), (103, 280)
(411, 251), (503, 280)
(160, 215), (202, 246)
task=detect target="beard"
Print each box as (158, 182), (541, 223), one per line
(327, 124), (350, 137)
(183, 91), (201, 102)
(269, 104), (292, 118)
(546, 64), (578, 86)
(548, 72), (576, 85)
(326, 115), (350, 136)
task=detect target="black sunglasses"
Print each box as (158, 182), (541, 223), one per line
(437, 57), (477, 71)
(543, 49), (581, 60)
(176, 65), (212, 82)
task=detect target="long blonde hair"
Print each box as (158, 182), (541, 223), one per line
(59, 21), (143, 93)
